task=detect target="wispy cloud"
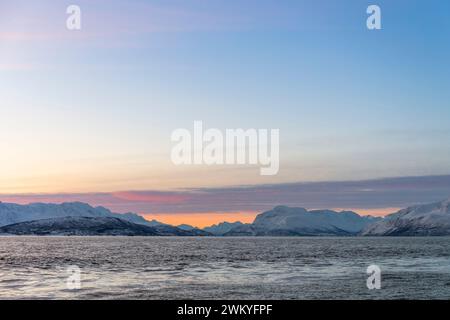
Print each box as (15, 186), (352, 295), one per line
(112, 191), (188, 204)
(2, 175), (450, 217)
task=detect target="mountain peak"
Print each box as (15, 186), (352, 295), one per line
(203, 221), (245, 235)
(250, 205), (377, 236)
(439, 197), (450, 208)
(273, 205), (289, 212)
(273, 205), (307, 213)
(177, 224), (196, 231)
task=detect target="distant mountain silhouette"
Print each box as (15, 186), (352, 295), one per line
(2, 199), (450, 236)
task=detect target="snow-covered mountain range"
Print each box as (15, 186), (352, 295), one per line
(223, 206), (380, 236)
(0, 202), (209, 236)
(203, 221), (247, 235)
(0, 216), (210, 236)
(1, 198), (450, 236)
(361, 198), (450, 236)
(0, 201), (153, 227)
(0, 216), (160, 236)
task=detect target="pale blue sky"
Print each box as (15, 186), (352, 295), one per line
(1, 0), (450, 194)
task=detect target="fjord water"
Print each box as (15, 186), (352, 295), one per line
(0, 237), (449, 299)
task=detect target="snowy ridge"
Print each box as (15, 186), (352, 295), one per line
(0, 201), (161, 227)
(203, 221), (247, 235)
(0, 216), (212, 236)
(361, 198), (450, 236)
(222, 206), (380, 236)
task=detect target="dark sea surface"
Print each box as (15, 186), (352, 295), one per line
(0, 236), (449, 299)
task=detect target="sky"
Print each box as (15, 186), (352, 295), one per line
(1, 0), (450, 227)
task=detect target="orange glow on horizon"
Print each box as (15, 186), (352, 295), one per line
(143, 207), (400, 228)
(142, 212), (258, 228)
